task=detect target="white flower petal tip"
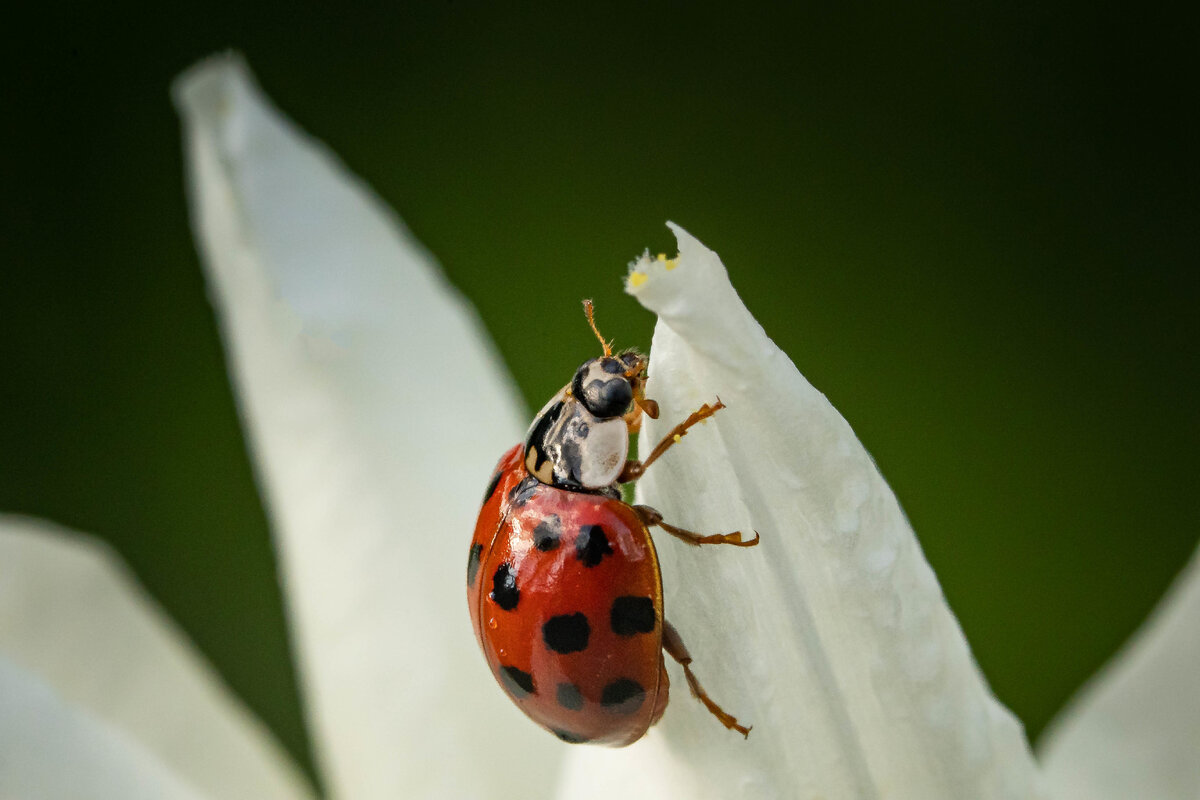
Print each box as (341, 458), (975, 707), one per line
(625, 223), (746, 334)
(1039, 543), (1200, 800)
(175, 55), (553, 799)
(172, 52), (247, 134)
(625, 250), (680, 294)
(560, 224), (1045, 799)
(0, 515), (313, 800)
(625, 223), (777, 378)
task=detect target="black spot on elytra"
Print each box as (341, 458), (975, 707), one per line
(490, 563), (519, 610)
(610, 595), (656, 636)
(533, 516), (562, 551)
(508, 475), (539, 507)
(601, 678), (645, 715)
(556, 682), (584, 711)
(482, 470), (502, 505)
(542, 613), (590, 654)
(499, 665), (535, 697)
(552, 728), (589, 744)
(466, 543), (483, 586)
(575, 524), (613, 567)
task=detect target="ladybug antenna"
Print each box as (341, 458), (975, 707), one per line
(582, 299), (613, 357)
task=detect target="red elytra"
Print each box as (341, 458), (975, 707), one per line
(468, 444), (667, 745)
(467, 301), (758, 747)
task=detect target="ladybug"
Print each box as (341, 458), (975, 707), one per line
(467, 300), (759, 746)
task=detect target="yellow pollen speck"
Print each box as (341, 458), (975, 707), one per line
(672, 434), (682, 443)
(655, 252), (680, 270)
(629, 271), (648, 288)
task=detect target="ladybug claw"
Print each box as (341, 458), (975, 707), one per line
(724, 530), (760, 547)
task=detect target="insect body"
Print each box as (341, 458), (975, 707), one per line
(467, 301), (758, 746)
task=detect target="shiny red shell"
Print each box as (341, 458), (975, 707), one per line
(467, 444), (669, 746)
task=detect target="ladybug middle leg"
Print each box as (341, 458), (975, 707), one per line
(662, 619), (752, 738)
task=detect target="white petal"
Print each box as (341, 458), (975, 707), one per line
(559, 224), (1045, 799)
(174, 55), (560, 799)
(1039, 544), (1200, 799)
(0, 654), (208, 800)
(0, 516), (309, 800)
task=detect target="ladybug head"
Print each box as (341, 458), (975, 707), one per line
(521, 302), (658, 491)
(572, 300), (656, 421)
(571, 354), (640, 419)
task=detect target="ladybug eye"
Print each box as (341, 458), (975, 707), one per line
(619, 351), (644, 374)
(572, 357), (633, 419)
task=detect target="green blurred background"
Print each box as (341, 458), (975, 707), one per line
(1, 1), (1195, 786)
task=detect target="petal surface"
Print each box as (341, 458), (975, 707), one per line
(0, 515), (310, 800)
(0, 654), (207, 800)
(559, 224), (1045, 799)
(175, 55), (559, 799)
(1039, 543), (1200, 799)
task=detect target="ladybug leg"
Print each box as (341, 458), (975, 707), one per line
(634, 504), (760, 547)
(632, 377), (660, 421)
(619, 398), (724, 482)
(662, 619), (751, 738)
(621, 389), (660, 435)
(623, 401), (646, 434)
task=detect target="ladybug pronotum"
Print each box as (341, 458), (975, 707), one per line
(467, 299), (758, 746)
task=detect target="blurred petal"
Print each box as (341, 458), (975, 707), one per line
(1039, 544), (1200, 799)
(0, 655), (207, 800)
(0, 515), (310, 800)
(559, 224), (1045, 799)
(174, 55), (560, 798)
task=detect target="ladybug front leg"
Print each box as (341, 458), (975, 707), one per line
(619, 398), (724, 482)
(662, 620), (751, 738)
(621, 387), (660, 435)
(634, 505), (759, 547)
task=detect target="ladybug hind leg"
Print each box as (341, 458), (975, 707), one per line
(662, 620), (751, 738)
(634, 505), (759, 548)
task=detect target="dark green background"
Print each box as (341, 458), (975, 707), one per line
(2, 2), (1195, 788)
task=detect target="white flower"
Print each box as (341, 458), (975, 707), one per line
(1, 54), (1195, 800)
